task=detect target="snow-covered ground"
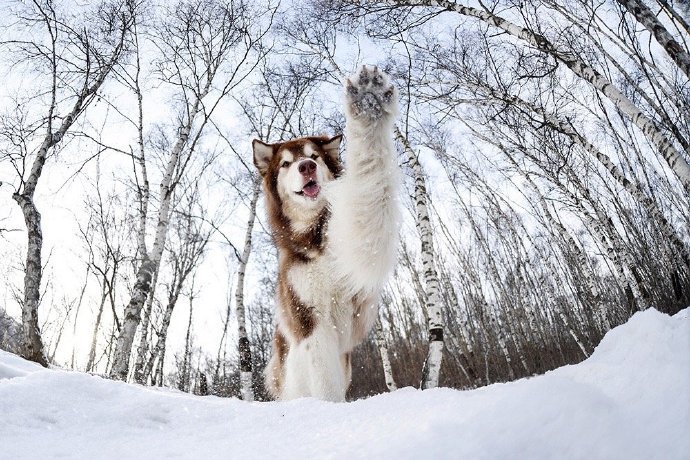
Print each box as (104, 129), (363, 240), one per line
(1, 308), (689, 460)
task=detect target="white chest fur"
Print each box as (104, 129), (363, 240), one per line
(286, 255), (355, 348)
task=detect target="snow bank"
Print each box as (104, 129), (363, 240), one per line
(1, 308), (688, 459)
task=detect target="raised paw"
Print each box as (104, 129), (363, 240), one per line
(345, 65), (397, 121)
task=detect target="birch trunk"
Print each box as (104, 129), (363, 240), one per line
(13, 190), (48, 367)
(13, 44), (123, 366)
(616, 0), (690, 80)
(133, 271), (159, 383)
(374, 314), (397, 391)
(490, 304), (516, 380)
(110, 256), (156, 380)
(530, 182), (610, 331)
(236, 179), (260, 402)
(128, 196), (208, 385)
(575, 180), (649, 310)
(142, 289), (178, 384)
(657, 0), (690, 37)
(510, 92), (690, 268)
(125, 27), (152, 383)
(15, 100), (99, 367)
(395, 127), (444, 389)
(386, 0), (690, 190)
(179, 294), (195, 392)
(556, 308), (589, 359)
(499, 150), (609, 330)
(468, 119), (647, 310)
(467, 81), (690, 267)
(110, 114), (196, 381)
(454, 191), (519, 378)
(108, 0), (259, 379)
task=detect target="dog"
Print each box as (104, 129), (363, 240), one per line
(252, 66), (400, 401)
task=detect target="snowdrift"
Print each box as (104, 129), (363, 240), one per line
(1, 308), (689, 460)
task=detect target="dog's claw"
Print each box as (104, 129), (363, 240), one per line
(372, 68), (384, 86)
(359, 66), (370, 85)
(346, 78), (358, 95)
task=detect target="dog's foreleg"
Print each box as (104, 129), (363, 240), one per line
(327, 65), (401, 298)
(283, 324), (347, 401)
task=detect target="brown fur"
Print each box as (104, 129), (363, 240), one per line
(351, 293), (377, 345)
(277, 269), (316, 339)
(266, 329), (289, 396)
(342, 352), (352, 387)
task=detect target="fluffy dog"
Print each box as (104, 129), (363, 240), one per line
(252, 66), (400, 401)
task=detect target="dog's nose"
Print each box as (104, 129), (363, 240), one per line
(298, 159), (316, 176)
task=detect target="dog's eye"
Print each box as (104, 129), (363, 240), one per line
(281, 161), (291, 168)
(310, 154), (319, 160)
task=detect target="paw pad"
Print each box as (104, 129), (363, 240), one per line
(345, 65), (396, 120)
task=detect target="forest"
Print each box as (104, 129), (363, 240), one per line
(0, 0), (688, 401)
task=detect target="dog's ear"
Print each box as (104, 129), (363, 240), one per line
(253, 139), (275, 176)
(322, 134), (342, 163)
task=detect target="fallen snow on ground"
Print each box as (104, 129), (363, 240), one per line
(1, 308), (689, 460)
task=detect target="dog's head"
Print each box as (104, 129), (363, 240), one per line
(253, 135), (342, 231)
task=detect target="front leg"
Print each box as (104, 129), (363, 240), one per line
(327, 66), (401, 298)
(282, 324), (347, 402)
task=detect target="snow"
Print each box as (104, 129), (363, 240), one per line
(1, 308), (689, 460)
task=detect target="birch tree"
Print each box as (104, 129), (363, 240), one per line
(109, 0), (272, 380)
(235, 180), (260, 401)
(351, 0), (690, 190)
(373, 311), (397, 391)
(395, 129), (444, 389)
(0, 0), (135, 366)
(140, 189), (210, 385)
(615, 0), (690, 80)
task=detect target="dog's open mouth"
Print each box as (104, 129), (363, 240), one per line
(296, 180), (320, 199)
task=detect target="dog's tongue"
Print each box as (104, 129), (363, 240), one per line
(302, 182), (320, 198)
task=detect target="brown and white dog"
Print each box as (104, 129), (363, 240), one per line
(252, 66), (400, 401)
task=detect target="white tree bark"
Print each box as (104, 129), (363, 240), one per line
(527, 178), (610, 331)
(142, 206), (209, 386)
(13, 190), (48, 367)
(374, 314), (397, 391)
(179, 292), (196, 392)
(395, 127), (444, 389)
(462, 86), (652, 310)
(489, 303), (516, 380)
(142, 288), (177, 384)
(556, 308), (589, 359)
(133, 274), (158, 383)
(616, 0), (690, 80)
(236, 179), (260, 402)
(481, 132), (607, 330)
